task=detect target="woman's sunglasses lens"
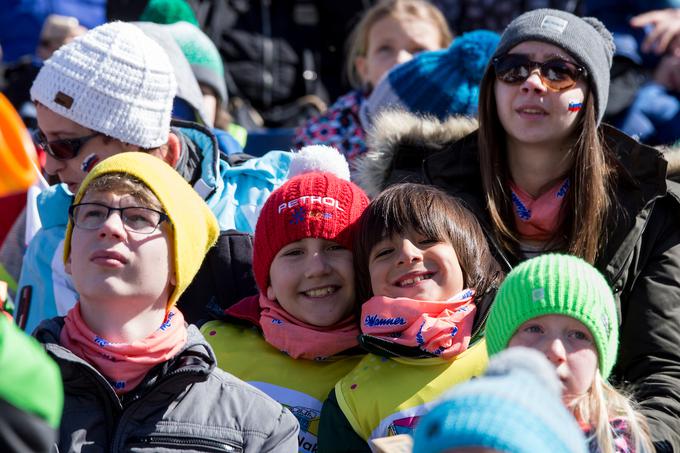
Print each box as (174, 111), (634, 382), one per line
(34, 132), (78, 160)
(541, 61), (578, 90)
(495, 55), (579, 91)
(48, 142), (78, 160)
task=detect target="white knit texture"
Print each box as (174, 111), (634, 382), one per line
(31, 21), (177, 148)
(288, 145), (351, 181)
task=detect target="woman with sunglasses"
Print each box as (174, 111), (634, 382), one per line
(357, 8), (680, 450)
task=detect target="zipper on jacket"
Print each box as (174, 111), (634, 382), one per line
(111, 366), (209, 451)
(606, 198), (658, 300)
(126, 435), (242, 452)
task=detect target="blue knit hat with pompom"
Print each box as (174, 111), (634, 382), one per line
(360, 29), (500, 126)
(413, 347), (588, 453)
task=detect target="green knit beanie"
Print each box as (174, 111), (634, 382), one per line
(166, 21), (227, 104)
(486, 254), (619, 378)
(139, 0), (199, 26)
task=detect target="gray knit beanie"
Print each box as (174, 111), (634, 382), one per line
(493, 8), (615, 124)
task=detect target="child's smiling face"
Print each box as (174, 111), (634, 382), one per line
(267, 238), (355, 327)
(509, 314), (598, 404)
(368, 228), (464, 301)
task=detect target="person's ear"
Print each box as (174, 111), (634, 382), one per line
(150, 133), (181, 168)
(266, 285), (276, 301)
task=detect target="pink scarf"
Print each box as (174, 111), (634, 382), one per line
(360, 289), (476, 359)
(60, 303), (188, 394)
(510, 178), (569, 241)
(259, 293), (360, 360)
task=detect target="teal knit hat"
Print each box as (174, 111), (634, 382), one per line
(486, 254), (619, 378)
(413, 347), (588, 453)
(166, 21), (227, 105)
(139, 0), (199, 26)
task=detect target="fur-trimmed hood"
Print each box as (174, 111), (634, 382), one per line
(353, 110), (478, 198)
(353, 110), (680, 198)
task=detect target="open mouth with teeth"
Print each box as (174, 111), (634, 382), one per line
(302, 286), (340, 298)
(396, 273), (434, 287)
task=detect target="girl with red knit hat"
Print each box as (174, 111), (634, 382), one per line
(202, 145), (369, 453)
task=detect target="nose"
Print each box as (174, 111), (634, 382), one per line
(304, 251), (332, 278)
(43, 154), (65, 176)
(544, 336), (567, 366)
(520, 69), (548, 94)
(97, 211), (126, 239)
(396, 239), (422, 265)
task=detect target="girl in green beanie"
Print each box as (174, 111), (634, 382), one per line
(486, 253), (652, 453)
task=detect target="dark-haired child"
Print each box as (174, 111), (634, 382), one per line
(318, 183), (503, 451)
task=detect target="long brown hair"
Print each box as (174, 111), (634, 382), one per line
(354, 183), (503, 303)
(477, 64), (615, 264)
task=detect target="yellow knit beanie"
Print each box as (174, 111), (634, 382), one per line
(63, 152), (219, 309)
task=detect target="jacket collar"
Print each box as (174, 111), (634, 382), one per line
(171, 119), (221, 201)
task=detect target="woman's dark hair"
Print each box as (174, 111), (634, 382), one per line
(476, 62), (615, 264)
(354, 183), (503, 303)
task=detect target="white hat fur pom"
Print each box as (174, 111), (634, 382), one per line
(287, 145), (351, 181)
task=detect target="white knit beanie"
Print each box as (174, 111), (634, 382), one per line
(30, 21), (177, 148)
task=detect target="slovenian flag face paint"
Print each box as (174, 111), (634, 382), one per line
(568, 101), (583, 112)
(80, 153), (100, 173)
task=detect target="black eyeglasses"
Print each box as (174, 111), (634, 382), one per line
(33, 130), (100, 161)
(69, 203), (169, 234)
(493, 54), (587, 92)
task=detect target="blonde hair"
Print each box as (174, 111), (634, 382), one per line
(570, 373), (653, 453)
(345, 0), (452, 88)
(86, 173), (163, 212)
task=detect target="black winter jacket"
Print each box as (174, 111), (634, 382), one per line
(35, 319), (299, 453)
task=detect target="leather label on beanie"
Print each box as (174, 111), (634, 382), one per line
(278, 196), (345, 214)
(541, 16), (568, 34)
(54, 91), (74, 109)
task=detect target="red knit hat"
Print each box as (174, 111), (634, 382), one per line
(253, 146), (369, 292)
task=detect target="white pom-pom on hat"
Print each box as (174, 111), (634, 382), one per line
(287, 145), (351, 181)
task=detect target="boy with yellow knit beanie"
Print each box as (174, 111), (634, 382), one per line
(34, 152), (298, 452)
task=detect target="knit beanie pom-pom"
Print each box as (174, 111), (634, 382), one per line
(455, 30), (502, 77)
(288, 145), (351, 181)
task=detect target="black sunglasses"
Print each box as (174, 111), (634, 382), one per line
(33, 130), (100, 161)
(493, 53), (587, 92)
